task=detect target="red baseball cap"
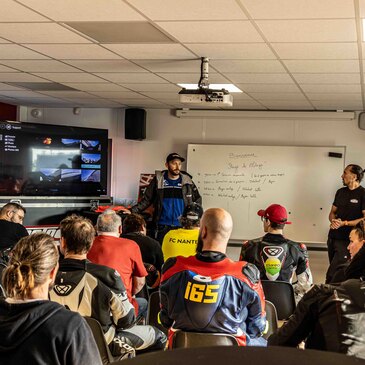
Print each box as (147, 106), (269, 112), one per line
(257, 204), (292, 224)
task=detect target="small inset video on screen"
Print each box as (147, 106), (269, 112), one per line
(81, 153), (101, 164)
(39, 168), (61, 182)
(81, 140), (101, 151)
(60, 169), (81, 182)
(61, 139), (81, 147)
(81, 169), (100, 182)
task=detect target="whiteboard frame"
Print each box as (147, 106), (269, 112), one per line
(187, 143), (347, 244)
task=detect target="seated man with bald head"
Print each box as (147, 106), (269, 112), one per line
(159, 208), (266, 347)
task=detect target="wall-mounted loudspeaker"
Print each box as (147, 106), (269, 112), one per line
(359, 112), (365, 130)
(125, 108), (146, 140)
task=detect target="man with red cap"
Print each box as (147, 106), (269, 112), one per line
(240, 204), (313, 301)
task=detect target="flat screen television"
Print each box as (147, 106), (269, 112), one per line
(0, 121), (108, 196)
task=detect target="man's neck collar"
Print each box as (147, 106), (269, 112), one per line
(64, 253), (87, 260)
(97, 231), (119, 237)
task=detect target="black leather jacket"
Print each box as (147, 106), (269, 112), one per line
(131, 170), (201, 227)
(268, 279), (365, 359)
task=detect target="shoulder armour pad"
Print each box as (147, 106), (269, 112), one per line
(242, 262), (260, 284)
(161, 257), (177, 274)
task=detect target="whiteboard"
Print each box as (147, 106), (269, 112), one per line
(187, 144), (346, 243)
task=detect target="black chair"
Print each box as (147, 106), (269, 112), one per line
(171, 331), (239, 349)
(146, 291), (167, 335)
(261, 280), (296, 320)
(263, 300), (278, 339)
(84, 317), (114, 365)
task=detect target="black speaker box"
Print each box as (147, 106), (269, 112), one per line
(125, 108), (146, 140)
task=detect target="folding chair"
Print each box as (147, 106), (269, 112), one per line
(261, 280), (296, 320)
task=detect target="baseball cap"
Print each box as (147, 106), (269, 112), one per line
(166, 152), (185, 163)
(182, 203), (203, 221)
(257, 204), (292, 225)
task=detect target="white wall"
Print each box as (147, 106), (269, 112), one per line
(20, 107), (365, 203)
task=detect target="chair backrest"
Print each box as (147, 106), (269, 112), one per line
(263, 300), (278, 339)
(84, 317), (114, 365)
(146, 291), (167, 335)
(171, 331), (239, 349)
(261, 280), (296, 320)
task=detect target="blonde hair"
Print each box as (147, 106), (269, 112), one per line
(2, 233), (58, 299)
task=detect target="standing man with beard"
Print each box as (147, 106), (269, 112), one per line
(131, 153), (201, 243)
(326, 164), (365, 283)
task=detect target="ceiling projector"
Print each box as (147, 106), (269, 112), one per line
(178, 57), (233, 107)
(179, 88), (233, 106)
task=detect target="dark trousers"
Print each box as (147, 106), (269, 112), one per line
(326, 238), (350, 283)
(155, 225), (175, 245)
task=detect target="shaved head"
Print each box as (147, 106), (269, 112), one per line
(198, 208), (233, 252)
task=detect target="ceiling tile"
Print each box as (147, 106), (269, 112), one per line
(261, 100), (314, 109)
(102, 44), (195, 60)
(0, 23), (91, 43)
(294, 73), (360, 84)
(88, 91), (147, 99)
(0, 90), (45, 98)
(256, 19), (356, 42)
(224, 73), (294, 83)
(0, 83), (27, 91)
(17, 0), (145, 21)
(133, 60), (202, 73)
(312, 100), (363, 109)
(249, 92), (307, 101)
(300, 84), (361, 93)
(211, 60), (286, 73)
(141, 91), (188, 100)
(61, 83), (128, 92)
(0, 0), (48, 21)
(0, 73), (49, 82)
(273, 43), (359, 60)
(38, 91), (97, 98)
(63, 60), (146, 73)
(228, 100), (266, 109)
(186, 43), (276, 60)
(156, 72), (229, 83)
(0, 64), (18, 72)
(284, 60), (359, 73)
(132, 0), (247, 20)
(242, 0), (355, 19)
(33, 73), (105, 83)
(95, 73), (166, 83)
(0, 44), (49, 60)
(307, 93), (362, 101)
(237, 83), (301, 93)
(0, 60), (80, 72)
(66, 22), (174, 43)
(26, 44), (120, 59)
(120, 83), (180, 92)
(156, 21), (263, 43)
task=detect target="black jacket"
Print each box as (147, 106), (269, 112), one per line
(0, 299), (101, 365)
(131, 170), (201, 227)
(0, 219), (28, 251)
(268, 279), (365, 359)
(121, 232), (164, 271)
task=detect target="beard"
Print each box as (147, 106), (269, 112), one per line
(168, 168), (180, 176)
(196, 232), (204, 254)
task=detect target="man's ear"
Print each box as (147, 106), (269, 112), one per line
(200, 225), (208, 239)
(60, 237), (66, 254)
(49, 262), (59, 282)
(165, 162), (169, 169)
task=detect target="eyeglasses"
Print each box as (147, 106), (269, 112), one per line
(261, 216), (269, 222)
